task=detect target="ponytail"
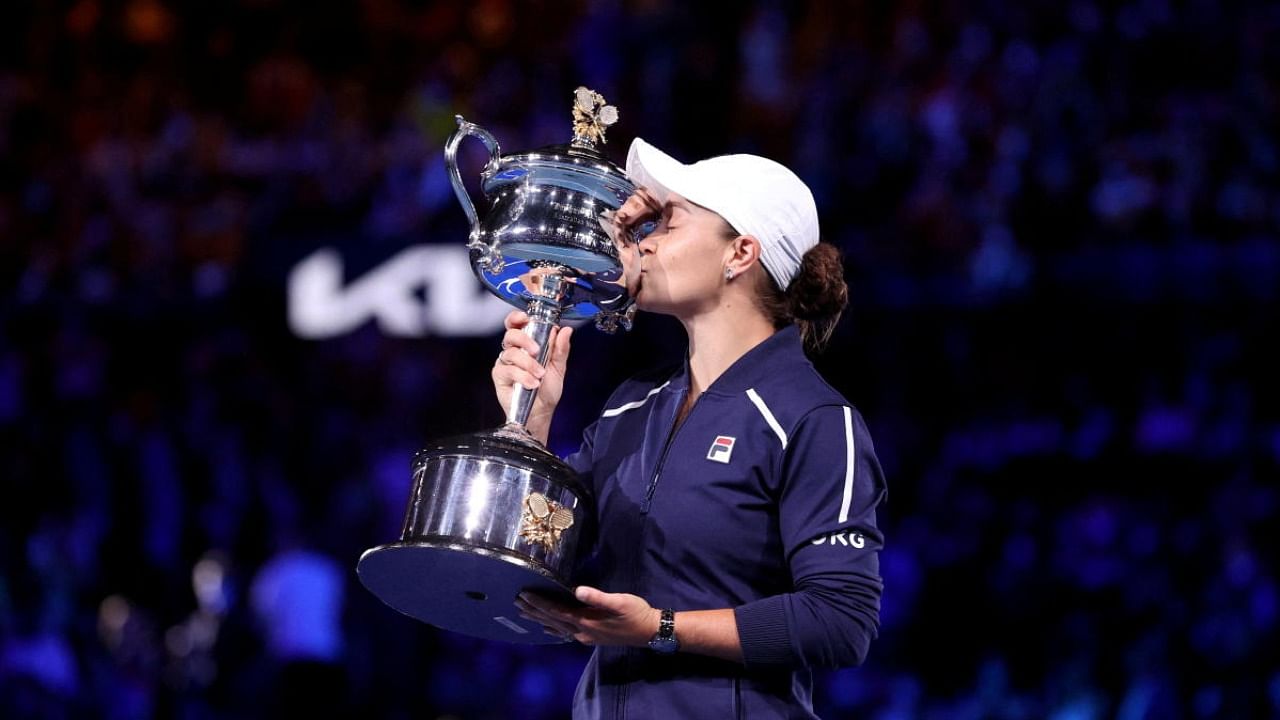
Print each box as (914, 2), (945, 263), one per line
(755, 243), (848, 353)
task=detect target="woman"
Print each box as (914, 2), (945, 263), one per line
(493, 138), (887, 719)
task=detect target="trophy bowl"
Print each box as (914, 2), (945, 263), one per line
(357, 87), (634, 643)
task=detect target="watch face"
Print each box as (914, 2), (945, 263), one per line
(648, 635), (679, 654)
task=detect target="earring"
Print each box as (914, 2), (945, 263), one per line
(724, 267), (733, 281)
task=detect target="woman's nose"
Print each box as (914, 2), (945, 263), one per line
(636, 230), (660, 255)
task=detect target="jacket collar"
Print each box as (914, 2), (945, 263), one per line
(667, 325), (808, 398)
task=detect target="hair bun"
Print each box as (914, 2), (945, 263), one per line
(787, 243), (848, 323)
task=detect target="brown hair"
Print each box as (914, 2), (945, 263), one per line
(753, 243), (848, 353)
(714, 219), (848, 353)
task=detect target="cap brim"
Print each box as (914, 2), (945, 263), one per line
(628, 138), (739, 223)
(629, 137), (718, 207)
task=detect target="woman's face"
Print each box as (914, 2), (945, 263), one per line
(625, 192), (733, 317)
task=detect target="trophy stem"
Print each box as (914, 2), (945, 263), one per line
(505, 279), (567, 433)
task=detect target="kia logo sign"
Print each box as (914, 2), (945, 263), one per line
(287, 246), (511, 339)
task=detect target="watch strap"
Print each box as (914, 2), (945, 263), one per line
(648, 608), (679, 654)
(658, 608), (675, 639)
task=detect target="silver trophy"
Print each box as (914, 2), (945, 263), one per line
(357, 88), (636, 643)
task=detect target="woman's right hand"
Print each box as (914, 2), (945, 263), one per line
(609, 186), (663, 300)
(492, 309), (573, 445)
(614, 185), (663, 233)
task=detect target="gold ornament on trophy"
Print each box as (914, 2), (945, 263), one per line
(519, 492), (576, 552)
(571, 86), (619, 146)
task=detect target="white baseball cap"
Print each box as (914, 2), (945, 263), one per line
(625, 137), (820, 290)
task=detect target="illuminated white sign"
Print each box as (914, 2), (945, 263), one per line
(287, 246), (511, 339)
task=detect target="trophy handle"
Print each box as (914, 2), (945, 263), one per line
(445, 115), (504, 271)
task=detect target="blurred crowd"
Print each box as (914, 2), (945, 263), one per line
(1, 0), (1278, 718)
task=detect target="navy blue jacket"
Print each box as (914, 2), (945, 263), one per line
(565, 325), (887, 719)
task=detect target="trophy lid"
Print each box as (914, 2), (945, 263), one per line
(480, 87), (629, 202)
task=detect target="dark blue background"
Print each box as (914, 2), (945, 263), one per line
(1, 1), (1277, 718)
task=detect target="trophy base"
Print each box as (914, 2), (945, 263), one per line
(357, 539), (580, 644)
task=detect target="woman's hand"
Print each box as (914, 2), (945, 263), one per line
(518, 587), (745, 662)
(606, 186), (662, 300)
(615, 185), (663, 234)
(516, 586), (659, 647)
(491, 310), (573, 445)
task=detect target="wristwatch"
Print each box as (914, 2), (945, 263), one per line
(648, 608), (679, 654)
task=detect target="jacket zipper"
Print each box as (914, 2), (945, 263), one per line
(640, 391), (699, 515)
(623, 389), (696, 718)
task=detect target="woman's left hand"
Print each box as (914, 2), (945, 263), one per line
(516, 585), (659, 647)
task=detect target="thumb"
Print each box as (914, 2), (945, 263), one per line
(574, 585), (626, 614)
(551, 325), (573, 371)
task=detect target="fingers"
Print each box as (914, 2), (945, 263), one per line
(501, 326), (540, 357)
(615, 186), (662, 228)
(495, 325), (568, 380)
(503, 310), (529, 331)
(614, 197), (644, 226)
(516, 593), (585, 641)
(516, 589), (649, 647)
(515, 596), (577, 639)
(574, 585), (603, 606)
(549, 326), (573, 371)
(498, 344), (545, 377)
(517, 591), (578, 622)
(495, 320), (546, 390)
(634, 186), (662, 212)
(493, 355), (543, 393)
(574, 585), (629, 614)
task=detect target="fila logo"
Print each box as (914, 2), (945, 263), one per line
(706, 436), (736, 464)
(811, 531), (867, 548)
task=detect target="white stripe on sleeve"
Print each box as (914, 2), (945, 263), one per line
(838, 405), (856, 523)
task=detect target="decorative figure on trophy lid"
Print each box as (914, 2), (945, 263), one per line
(571, 86), (619, 147)
(356, 87), (638, 643)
